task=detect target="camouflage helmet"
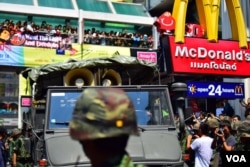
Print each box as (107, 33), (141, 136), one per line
(232, 121), (241, 131)
(11, 128), (21, 136)
(207, 118), (219, 128)
(223, 116), (232, 122)
(192, 123), (200, 131)
(69, 87), (139, 140)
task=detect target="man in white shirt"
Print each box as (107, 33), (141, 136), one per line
(187, 122), (213, 167)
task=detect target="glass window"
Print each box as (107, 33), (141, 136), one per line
(112, 2), (148, 17)
(0, 13), (28, 24)
(0, 72), (19, 127)
(48, 87), (174, 129)
(76, 0), (111, 13)
(0, 0), (33, 5)
(37, 0), (73, 9)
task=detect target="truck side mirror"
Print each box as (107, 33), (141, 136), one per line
(171, 82), (187, 134)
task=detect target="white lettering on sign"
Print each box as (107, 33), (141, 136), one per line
(190, 62), (237, 71)
(226, 155), (246, 162)
(36, 41), (58, 48)
(194, 85), (235, 97)
(175, 46), (250, 62)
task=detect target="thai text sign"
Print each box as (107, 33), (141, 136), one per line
(187, 81), (244, 98)
(169, 36), (250, 76)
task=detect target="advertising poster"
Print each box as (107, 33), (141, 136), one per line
(0, 43), (130, 67)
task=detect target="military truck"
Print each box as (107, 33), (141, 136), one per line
(20, 56), (187, 167)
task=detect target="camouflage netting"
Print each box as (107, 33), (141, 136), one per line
(21, 56), (158, 99)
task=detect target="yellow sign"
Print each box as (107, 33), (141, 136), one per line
(172, 0), (247, 48)
(23, 44), (130, 67)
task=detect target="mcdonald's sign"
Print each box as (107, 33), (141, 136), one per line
(172, 0), (247, 49)
(235, 85), (243, 95)
(168, 36), (250, 77)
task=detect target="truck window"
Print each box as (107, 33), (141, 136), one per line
(126, 90), (172, 126)
(48, 91), (80, 129)
(47, 88), (173, 129)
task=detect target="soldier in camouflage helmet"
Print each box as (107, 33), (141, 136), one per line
(11, 128), (32, 167)
(235, 120), (250, 151)
(206, 118), (220, 167)
(69, 87), (139, 167)
(206, 118), (220, 138)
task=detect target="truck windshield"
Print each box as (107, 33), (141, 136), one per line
(48, 88), (173, 129)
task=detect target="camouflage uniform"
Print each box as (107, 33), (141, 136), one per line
(231, 121), (241, 141)
(69, 88), (138, 167)
(206, 118), (220, 167)
(6, 136), (14, 165)
(235, 120), (250, 151)
(11, 128), (32, 167)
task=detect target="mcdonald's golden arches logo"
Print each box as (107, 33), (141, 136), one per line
(235, 86), (243, 95)
(172, 0), (248, 49)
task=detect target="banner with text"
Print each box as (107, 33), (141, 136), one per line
(187, 81), (245, 99)
(0, 44), (130, 67)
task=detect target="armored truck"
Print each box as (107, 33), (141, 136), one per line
(20, 56), (186, 167)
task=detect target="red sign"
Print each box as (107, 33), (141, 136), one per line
(168, 36), (250, 76)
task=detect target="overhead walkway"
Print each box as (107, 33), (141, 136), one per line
(0, 0), (151, 21)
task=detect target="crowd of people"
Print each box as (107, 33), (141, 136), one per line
(83, 28), (154, 48)
(0, 19), (154, 49)
(179, 98), (250, 167)
(0, 19), (77, 37)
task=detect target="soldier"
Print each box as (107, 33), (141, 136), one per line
(6, 133), (14, 167)
(69, 87), (139, 167)
(206, 117), (220, 167)
(235, 120), (250, 151)
(207, 117), (220, 138)
(11, 128), (32, 167)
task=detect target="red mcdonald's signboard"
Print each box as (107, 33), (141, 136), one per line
(168, 36), (250, 77)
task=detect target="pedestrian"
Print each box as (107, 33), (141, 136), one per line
(186, 122), (213, 167)
(11, 128), (32, 167)
(69, 87), (139, 167)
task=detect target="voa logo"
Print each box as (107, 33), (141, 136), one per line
(226, 155), (246, 163)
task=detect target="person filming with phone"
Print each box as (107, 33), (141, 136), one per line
(211, 120), (236, 166)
